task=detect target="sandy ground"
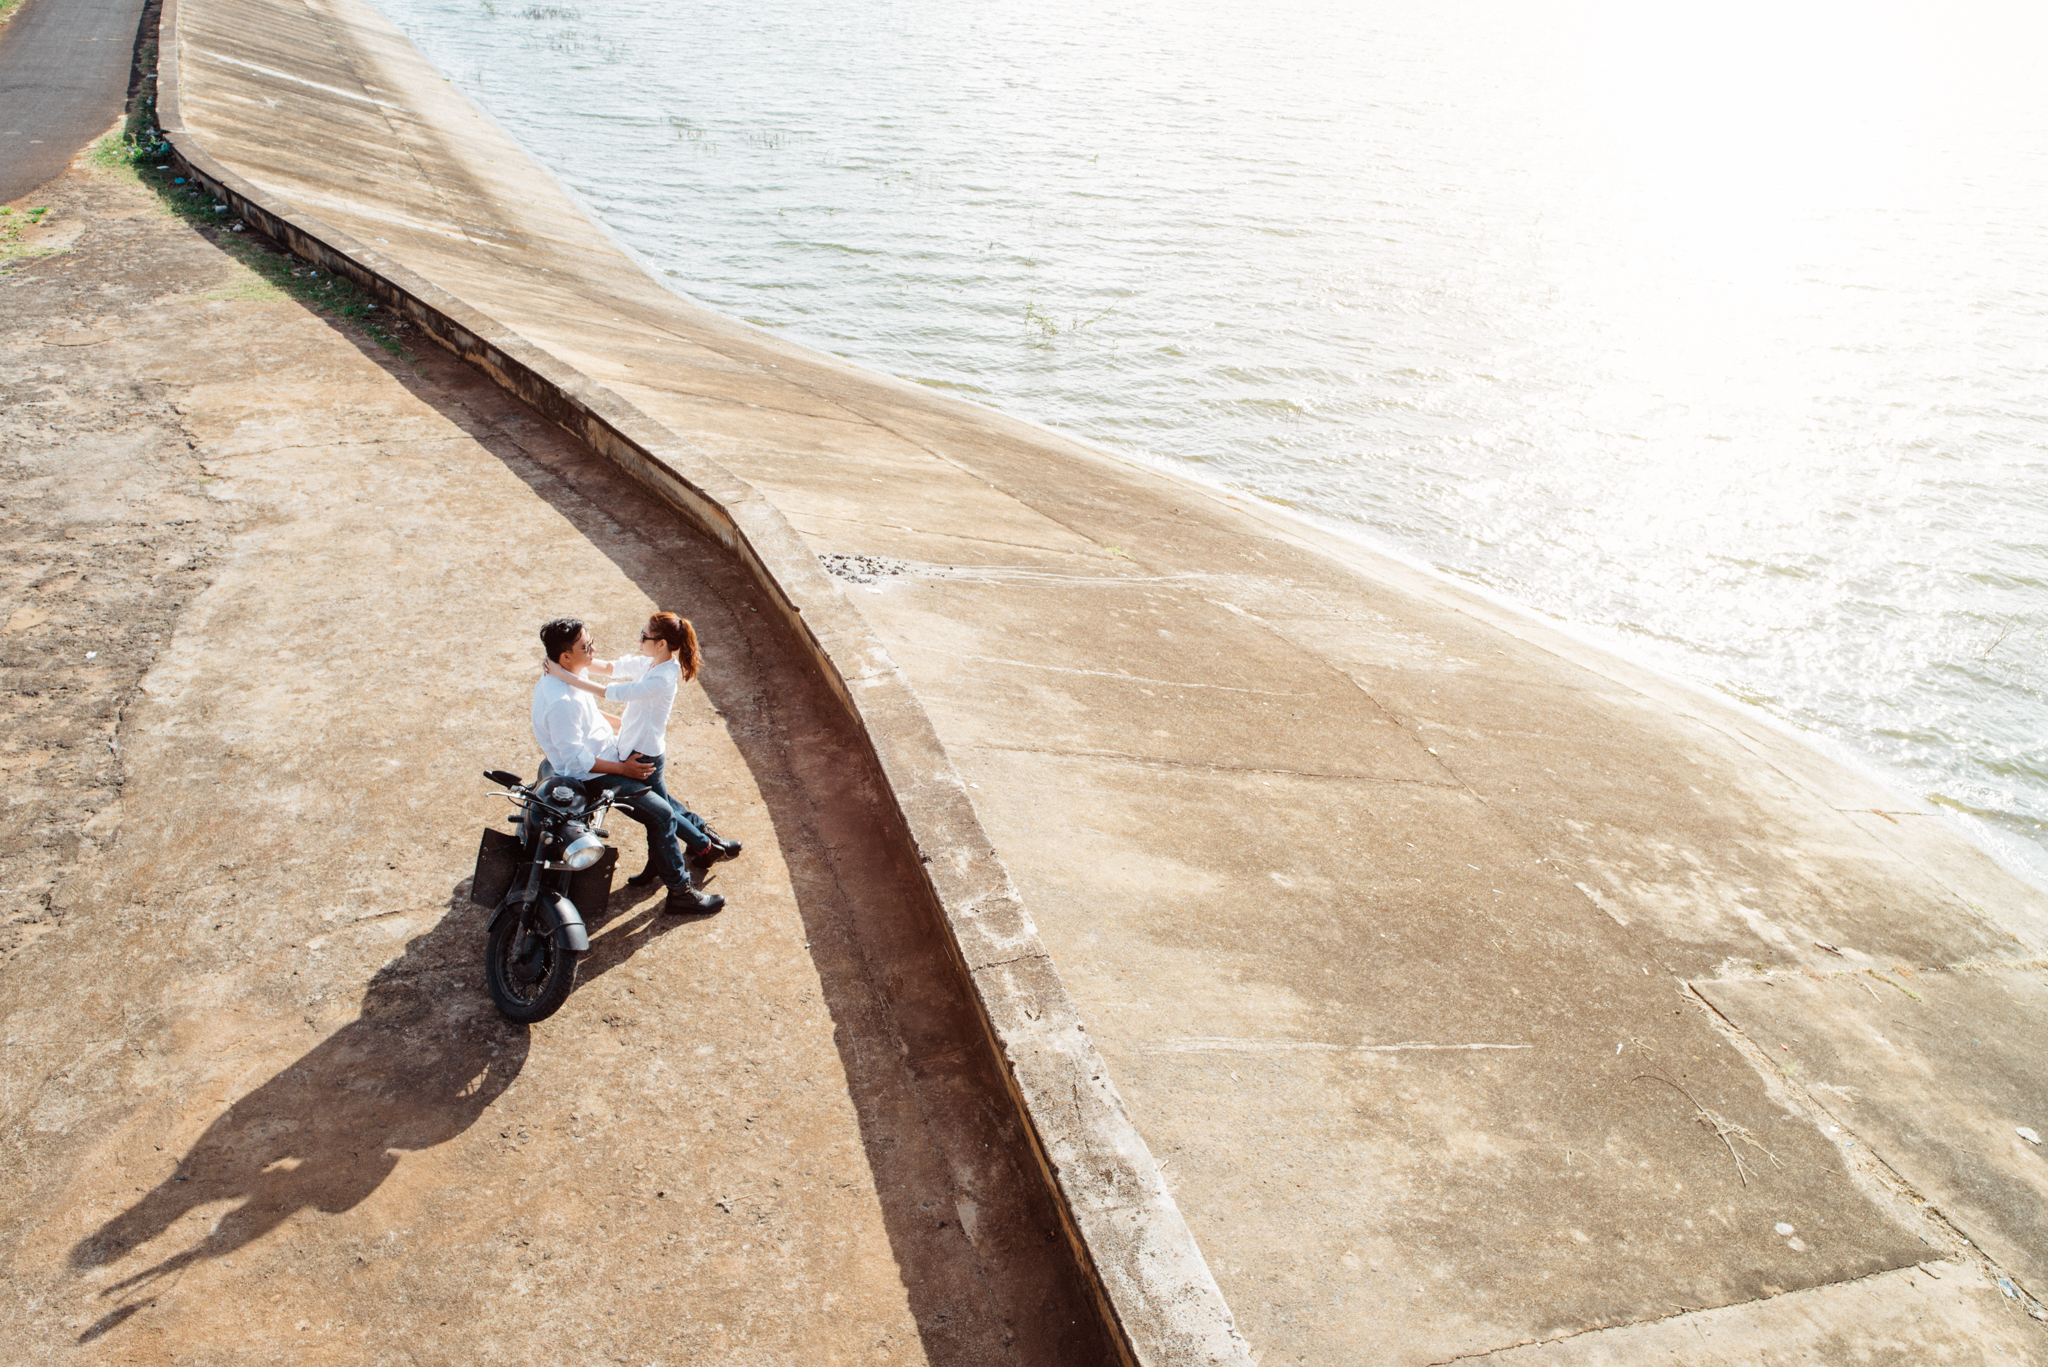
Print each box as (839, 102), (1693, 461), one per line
(0, 159), (1112, 1365)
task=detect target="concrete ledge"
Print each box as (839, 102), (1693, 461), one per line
(153, 0), (1250, 1360)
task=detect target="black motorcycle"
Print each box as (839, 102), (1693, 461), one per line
(469, 769), (620, 1023)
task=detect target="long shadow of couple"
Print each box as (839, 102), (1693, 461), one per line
(68, 879), (681, 1344)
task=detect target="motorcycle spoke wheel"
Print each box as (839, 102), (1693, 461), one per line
(485, 903), (578, 1024)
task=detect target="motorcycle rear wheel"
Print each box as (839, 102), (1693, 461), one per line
(485, 904), (577, 1024)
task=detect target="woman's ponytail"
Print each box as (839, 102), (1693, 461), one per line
(649, 612), (701, 681)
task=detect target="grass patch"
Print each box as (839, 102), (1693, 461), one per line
(90, 93), (412, 358)
(89, 74), (162, 181)
(0, 0), (30, 31)
(0, 205), (55, 263)
(200, 278), (288, 303)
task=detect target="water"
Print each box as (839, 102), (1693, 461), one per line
(372, 0), (2048, 888)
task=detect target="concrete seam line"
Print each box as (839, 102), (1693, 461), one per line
(153, 0), (1251, 1360)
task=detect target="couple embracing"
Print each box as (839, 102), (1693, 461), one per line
(530, 613), (742, 915)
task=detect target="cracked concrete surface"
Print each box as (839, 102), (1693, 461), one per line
(1455, 1262), (2041, 1365)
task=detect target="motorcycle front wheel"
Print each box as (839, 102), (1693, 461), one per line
(485, 904), (577, 1024)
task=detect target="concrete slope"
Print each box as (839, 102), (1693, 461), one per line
(155, 1), (1252, 1360)
(156, 0), (2048, 1360)
(0, 0), (149, 202)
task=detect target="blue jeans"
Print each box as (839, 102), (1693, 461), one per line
(587, 771), (689, 890)
(629, 753), (710, 855)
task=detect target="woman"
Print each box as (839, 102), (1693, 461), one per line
(544, 611), (742, 889)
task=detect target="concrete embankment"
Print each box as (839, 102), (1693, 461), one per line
(137, 0), (2048, 1360)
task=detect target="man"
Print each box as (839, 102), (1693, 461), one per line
(531, 617), (724, 915)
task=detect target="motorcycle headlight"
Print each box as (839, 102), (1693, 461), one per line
(561, 832), (606, 871)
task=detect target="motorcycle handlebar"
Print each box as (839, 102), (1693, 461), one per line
(485, 770), (614, 823)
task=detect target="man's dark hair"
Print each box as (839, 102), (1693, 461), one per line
(539, 617), (585, 664)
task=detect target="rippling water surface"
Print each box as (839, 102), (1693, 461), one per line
(373, 0), (2048, 886)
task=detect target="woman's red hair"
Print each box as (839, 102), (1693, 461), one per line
(648, 612), (701, 681)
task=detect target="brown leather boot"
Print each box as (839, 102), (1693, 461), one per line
(662, 882), (725, 915)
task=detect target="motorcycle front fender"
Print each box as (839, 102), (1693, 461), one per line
(536, 889), (591, 954)
(485, 886), (532, 936)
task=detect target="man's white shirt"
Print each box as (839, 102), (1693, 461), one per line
(531, 673), (620, 780)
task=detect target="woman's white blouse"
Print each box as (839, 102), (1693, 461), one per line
(603, 655), (680, 759)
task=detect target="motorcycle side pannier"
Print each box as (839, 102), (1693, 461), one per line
(470, 827), (524, 909)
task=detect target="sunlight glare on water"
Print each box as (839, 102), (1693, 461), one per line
(369, 0), (2048, 886)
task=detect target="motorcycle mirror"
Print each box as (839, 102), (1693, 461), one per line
(483, 769), (523, 787)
